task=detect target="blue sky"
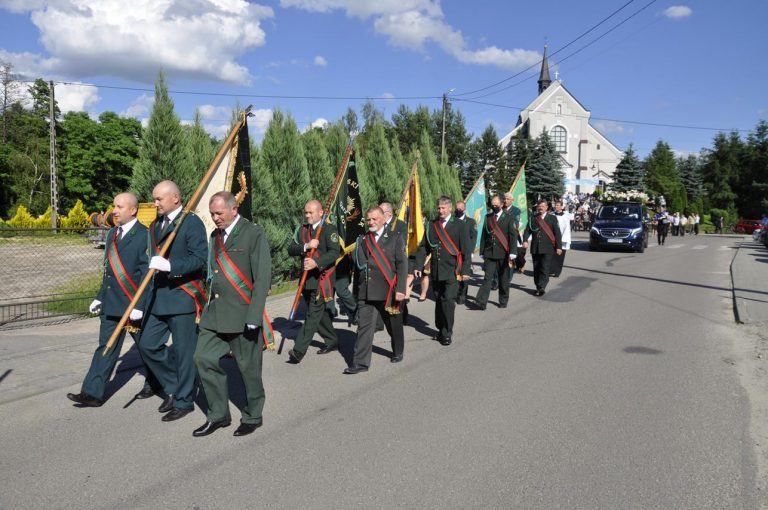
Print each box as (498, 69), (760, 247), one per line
(1, 1), (765, 158)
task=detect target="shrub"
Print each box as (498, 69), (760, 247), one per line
(60, 200), (91, 230)
(7, 205), (36, 228)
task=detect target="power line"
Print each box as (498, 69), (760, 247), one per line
(452, 97), (753, 133)
(453, 0), (639, 98)
(464, 0), (659, 100)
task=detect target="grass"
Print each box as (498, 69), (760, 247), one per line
(43, 270), (102, 314)
(269, 279), (299, 297)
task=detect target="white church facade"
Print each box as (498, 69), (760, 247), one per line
(499, 46), (623, 194)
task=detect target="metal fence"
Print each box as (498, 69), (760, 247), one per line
(0, 228), (109, 328)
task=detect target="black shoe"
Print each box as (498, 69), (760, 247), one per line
(193, 419), (231, 437)
(491, 282), (499, 291)
(233, 421), (262, 436)
(135, 388), (155, 400)
(456, 297), (465, 305)
(317, 345), (338, 355)
(67, 392), (104, 407)
(498, 302), (508, 308)
(162, 407), (193, 422)
(343, 365), (369, 374)
(390, 355), (403, 363)
(158, 394), (174, 413)
(287, 349), (304, 364)
(439, 336), (452, 346)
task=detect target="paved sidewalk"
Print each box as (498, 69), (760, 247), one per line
(731, 238), (768, 325)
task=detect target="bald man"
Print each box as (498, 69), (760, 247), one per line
(67, 193), (153, 407)
(287, 199), (341, 363)
(138, 180), (208, 422)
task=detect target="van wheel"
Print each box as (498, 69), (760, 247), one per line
(636, 243), (645, 253)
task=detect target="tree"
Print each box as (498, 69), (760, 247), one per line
(130, 71), (195, 201)
(58, 111), (100, 210)
(526, 130), (565, 202)
(358, 119), (399, 206)
(28, 78), (60, 124)
(185, 109), (218, 186)
(644, 140), (687, 212)
(301, 126), (334, 201)
(677, 154), (703, 212)
(610, 144), (644, 192)
(1, 61), (24, 144)
(389, 104), (432, 156)
(741, 121), (768, 216)
(430, 106), (472, 168)
(466, 125), (505, 196)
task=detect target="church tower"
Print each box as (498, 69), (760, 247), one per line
(537, 44), (551, 95)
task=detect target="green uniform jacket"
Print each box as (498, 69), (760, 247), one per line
(524, 212), (562, 255)
(288, 222), (341, 291)
(415, 216), (472, 281)
(480, 211), (517, 260)
(457, 214), (478, 251)
(386, 218), (408, 238)
(97, 222), (149, 316)
(352, 230), (408, 300)
(200, 218), (271, 334)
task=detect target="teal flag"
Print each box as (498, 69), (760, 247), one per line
(464, 173), (487, 252)
(508, 163), (528, 232)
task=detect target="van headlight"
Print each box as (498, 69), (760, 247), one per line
(629, 227), (642, 236)
(590, 226), (600, 235)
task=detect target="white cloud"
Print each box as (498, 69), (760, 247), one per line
(281, 0), (539, 69)
(663, 5), (693, 19)
(381, 92), (395, 100)
(197, 104), (231, 121)
(313, 55), (327, 67)
(202, 122), (231, 140)
(3, 0), (274, 84)
(249, 108), (273, 134)
(121, 93), (154, 118)
(310, 117), (329, 129)
(55, 82), (100, 112)
(593, 120), (628, 135)
(672, 149), (699, 159)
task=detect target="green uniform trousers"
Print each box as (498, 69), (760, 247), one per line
(194, 327), (265, 424)
(475, 259), (510, 308)
(294, 289), (338, 355)
(433, 278), (459, 339)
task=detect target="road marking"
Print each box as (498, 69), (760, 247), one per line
(718, 246), (732, 251)
(668, 244), (684, 249)
(691, 245), (708, 250)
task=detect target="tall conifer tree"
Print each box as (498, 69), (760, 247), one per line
(358, 119), (399, 206)
(526, 130), (564, 201)
(610, 143), (644, 192)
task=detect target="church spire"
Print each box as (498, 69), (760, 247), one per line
(537, 44), (551, 95)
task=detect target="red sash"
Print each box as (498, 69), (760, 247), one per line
(106, 228), (138, 301)
(213, 231), (275, 350)
(432, 220), (462, 280)
(535, 215), (557, 247)
(363, 233), (399, 313)
(487, 214), (510, 254)
(301, 225), (335, 301)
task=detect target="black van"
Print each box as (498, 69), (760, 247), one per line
(589, 202), (649, 252)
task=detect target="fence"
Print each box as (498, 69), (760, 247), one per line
(0, 228), (109, 328)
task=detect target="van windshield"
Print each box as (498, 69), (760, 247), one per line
(598, 205), (641, 220)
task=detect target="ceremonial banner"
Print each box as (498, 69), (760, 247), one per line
(396, 163), (425, 256)
(463, 172), (487, 252)
(193, 118), (253, 237)
(508, 163), (528, 232)
(328, 154), (365, 248)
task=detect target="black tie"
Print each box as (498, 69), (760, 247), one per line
(115, 227), (122, 243)
(162, 216), (170, 231)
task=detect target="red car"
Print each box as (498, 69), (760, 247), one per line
(734, 219), (761, 234)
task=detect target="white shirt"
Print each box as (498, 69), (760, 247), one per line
(373, 226), (385, 242)
(222, 215), (240, 244)
(554, 212), (572, 249)
(118, 217), (138, 237)
(441, 214), (451, 228)
(304, 219), (324, 252)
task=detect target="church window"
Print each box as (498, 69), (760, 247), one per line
(597, 144), (601, 150)
(557, 104), (562, 115)
(551, 125), (567, 153)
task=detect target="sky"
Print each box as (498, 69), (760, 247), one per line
(1, 0), (766, 158)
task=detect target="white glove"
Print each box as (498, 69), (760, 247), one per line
(149, 256), (171, 272)
(89, 299), (102, 314)
(246, 324), (258, 331)
(129, 309), (143, 321)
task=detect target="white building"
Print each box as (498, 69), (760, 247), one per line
(499, 46), (623, 194)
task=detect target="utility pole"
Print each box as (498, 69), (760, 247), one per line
(49, 80), (58, 231)
(440, 90), (452, 165)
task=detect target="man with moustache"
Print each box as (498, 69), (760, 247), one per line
(287, 199), (341, 363)
(523, 198), (562, 297)
(414, 196), (472, 346)
(474, 195), (517, 310)
(139, 180), (208, 422)
(344, 206), (408, 374)
(192, 191), (271, 437)
(67, 192), (153, 407)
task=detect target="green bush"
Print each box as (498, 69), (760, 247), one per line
(7, 205), (35, 228)
(60, 200), (91, 230)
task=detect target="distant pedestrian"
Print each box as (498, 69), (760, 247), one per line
(655, 208), (669, 245)
(551, 199), (572, 278)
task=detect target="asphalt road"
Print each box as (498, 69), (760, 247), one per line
(0, 234), (762, 509)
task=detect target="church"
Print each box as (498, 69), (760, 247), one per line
(499, 46), (623, 194)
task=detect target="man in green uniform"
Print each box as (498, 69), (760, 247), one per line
(288, 199), (341, 363)
(192, 191), (271, 437)
(523, 198), (562, 296)
(67, 192), (153, 407)
(414, 196), (472, 346)
(454, 200), (477, 305)
(475, 195), (517, 310)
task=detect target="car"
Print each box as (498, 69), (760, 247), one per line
(734, 219), (761, 234)
(589, 202), (649, 253)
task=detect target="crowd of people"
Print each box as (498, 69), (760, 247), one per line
(67, 181), (571, 437)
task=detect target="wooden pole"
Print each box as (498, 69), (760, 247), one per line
(287, 143), (353, 321)
(508, 161), (527, 194)
(102, 106), (252, 356)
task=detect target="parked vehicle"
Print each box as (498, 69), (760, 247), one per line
(734, 219), (761, 234)
(589, 202), (649, 253)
